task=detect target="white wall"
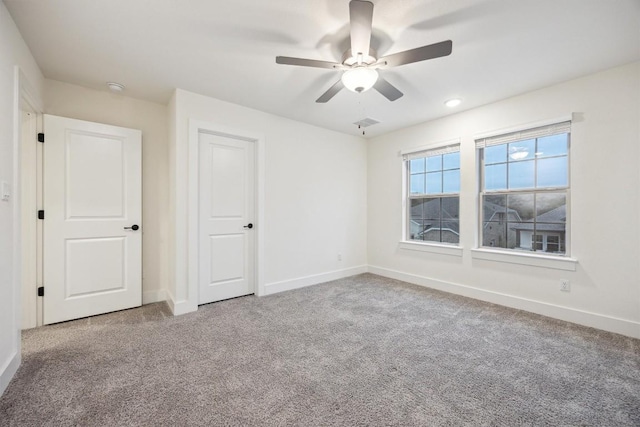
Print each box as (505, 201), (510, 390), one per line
(0, 1), (43, 395)
(368, 62), (640, 338)
(43, 79), (170, 304)
(168, 89), (367, 312)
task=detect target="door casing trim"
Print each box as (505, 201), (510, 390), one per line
(16, 67), (43, 329)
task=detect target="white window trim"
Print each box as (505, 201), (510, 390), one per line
(473, 115), (574, 141)
(400, 138), (461, 158)
(401, 138), (463, 254)
(471, 248), (577, 271)
(399, 241), (463, 257)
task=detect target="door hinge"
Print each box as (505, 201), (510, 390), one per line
(37, 286), (44, 297)
(38, 210), (44, 220)
(37, 133), (44, 143)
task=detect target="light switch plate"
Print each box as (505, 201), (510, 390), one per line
(1, 181), (10, 201)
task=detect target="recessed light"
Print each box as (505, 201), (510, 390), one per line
(107, 82), (125, 92)
(445, 98), (461, 108)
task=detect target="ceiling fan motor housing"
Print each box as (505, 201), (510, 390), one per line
(342, 48), (378, 66)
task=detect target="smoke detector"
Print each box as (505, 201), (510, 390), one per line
(107, 82), (125, 92)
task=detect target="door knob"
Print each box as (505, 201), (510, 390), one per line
(243, 223), (253, 229)
(124, 224), (139, 231)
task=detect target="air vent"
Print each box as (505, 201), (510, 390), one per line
(353, 118), (380, 128)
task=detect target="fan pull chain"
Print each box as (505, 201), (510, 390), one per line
(358, 100), (366, 136)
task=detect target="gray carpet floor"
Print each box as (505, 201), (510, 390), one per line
(1, 273), (639, 426)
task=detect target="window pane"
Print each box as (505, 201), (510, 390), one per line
(443, 152), (460, 170)
(513, 229), (535, 251)
(442, 170), (460, 193)
(535, 226), (566, 253)
(537, 156), (568, 188)
(485, 145), (506, 165)
(426, 172), (442, 194)
(483, 221), (507, 248)
(409, 219), (425, 240)
(424, 224), (442, 243)
(423, 198), (442, 220)
(507, 193), (534, 250)
(535, 192), (566, 254)
(508, 139), (535, 161)
(422, 222), (441, 243)
(508, 160), (535, 189)
(413, 196), (460, 244)
(441, 220), (460, 244)
(426, 155), (442, 172)
(410, 158), (425, 173)
(483, 194), (506, 221)
(441, 196), (459, 219)
(506, 222), (522, 250)
(533, 234), (544, 251)
(546, 235), (561, 253)
(507, 193), (535, 221)
(485, 164), (507, 190)
(535, 193), (566, 222)
(410, 173), (425, 194)
(410, 198), (424, 221)
(537, 134), (568, 158)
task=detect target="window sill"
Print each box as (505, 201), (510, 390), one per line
(399, 241), (463, 257)
(470, 248), (577, 271)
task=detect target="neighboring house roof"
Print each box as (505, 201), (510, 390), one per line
(410, 199), (458, 219)
(511, 205), (566, 232)
(423, 223), (460, 235)
(410, 199), (460, 235)
(410, 219), (460, 236)
(483, 201), (522, 222)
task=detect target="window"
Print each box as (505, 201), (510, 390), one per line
(404, 144), (460, 244)
(476, 121), (570, 255)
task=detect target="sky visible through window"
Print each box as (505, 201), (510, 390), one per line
(410, 152), (460, 195)
(484, 134), (568, 191)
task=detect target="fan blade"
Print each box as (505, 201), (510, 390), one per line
(276, 56), (342, 69)
(349, 0), (374, 59)
(316, 80), (344, 103)
(374, 77), (403, 101)
(380, 40), (452, 68)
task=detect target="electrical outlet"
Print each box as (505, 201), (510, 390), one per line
(560, 279), (570, 292)
(337, 253), (342, 261)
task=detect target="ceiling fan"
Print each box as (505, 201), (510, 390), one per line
(276, 0), (452, 103)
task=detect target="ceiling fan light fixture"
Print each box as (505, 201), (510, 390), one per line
(341, 67), (378, 93)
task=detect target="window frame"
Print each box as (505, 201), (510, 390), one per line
(401, 139), (462, 252)
(476, 119), (572, 258)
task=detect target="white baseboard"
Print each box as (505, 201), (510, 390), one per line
(264, 265), (368, 296)
(369, 265), (640, 339)
(142, 289), (167, 305)
(0, 351), (20, 397)
(165, 290), (197, 316)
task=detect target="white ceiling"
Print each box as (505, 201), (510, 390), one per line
(5, 0), (640, 138)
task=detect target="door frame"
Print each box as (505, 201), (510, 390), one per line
(187, 120), (265, 310)
(16, 67), (43, 329)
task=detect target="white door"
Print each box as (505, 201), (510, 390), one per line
(199, 132), (255, 304)
(43, 115), (142, 324)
